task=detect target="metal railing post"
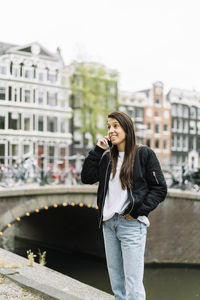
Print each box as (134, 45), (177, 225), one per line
(40, 155), (45, 186)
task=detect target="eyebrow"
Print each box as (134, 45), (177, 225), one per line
(107, 121), (119, 125)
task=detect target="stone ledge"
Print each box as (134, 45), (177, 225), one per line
(0, 184), (200, 201)
(0, 184), (98, 198)
(0, 248), (113, 300)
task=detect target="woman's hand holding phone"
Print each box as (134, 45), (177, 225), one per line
(97, 136), (112, 150)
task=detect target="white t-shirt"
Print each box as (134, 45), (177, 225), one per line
(103, 152), (150, 227)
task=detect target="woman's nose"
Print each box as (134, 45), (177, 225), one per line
(108, 127), (114, 133)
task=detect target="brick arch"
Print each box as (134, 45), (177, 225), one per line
(0, 196), (98, 234)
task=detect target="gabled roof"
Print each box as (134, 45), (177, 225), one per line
(0, 41), (59, 61)
(7, 42), (57, 60)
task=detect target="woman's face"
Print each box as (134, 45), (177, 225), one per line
(107, 118), (126, 151)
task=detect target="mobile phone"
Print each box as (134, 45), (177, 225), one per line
(108, 140), (112, 147)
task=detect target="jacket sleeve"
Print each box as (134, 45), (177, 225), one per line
(132, 148), (167, 217)
(81, 145), (105, 184)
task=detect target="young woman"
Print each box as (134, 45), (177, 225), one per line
(81, 111), (167, 300)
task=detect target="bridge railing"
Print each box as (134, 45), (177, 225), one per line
(0, 154), (85, 188)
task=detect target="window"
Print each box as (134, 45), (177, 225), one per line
(146, 138), (151, 147)
(183, 120), (188, 132)
(24, 145), (30, 155)
(47, 92), (57, 106)
(14, 88), (18, 102)
(0, 87), (6, 100)
(177, 105), (182, 117)
(38, 92), (44, 105)
(183, 106), (189, 117)
(155, 139), (160, 148)
(177, 119), (181, 130)
(146, 108), (152, 117)
(190, 107), (196, 119)
(24, 116), (31, 131)
(155, 109), (160, 117)
(11, 144), (18, 157)
(172, 119), (176, 129)
(164, 111), (169, 119)
(0, 144), (5, 164)
(47, 117), (57, 132)
(48, 73), (56, 83)
(24, 69), (31, 79)
(163, 139), (168, 149)
(0, 66), (6, 75)
(197, 122), (200, 134)
(39, 72), (44, 81)
(127, 108), (134, 119)
(8, 112), (21, 130)
(73, 92), (83, 108)
(60, 118), (66, 133)
(183, 136), (188, 149)
(74, 132), (83, 147)
(155, 124), (159, 133)
(177, 135), (181, 148)
(147, 123), (151, 130)
(172, 135), (175, 147)
(38, 116), (44, 131)
(13, 67), (18, 77)
(8, 86), (12, 101)
(135, 108), (143, 119)
(0, 116), (5, 129)
(164, 124), (168, 131)
(155, 98), (160, 104)
(48, 146), (55, 163)
(190, 120), (196, 132)
(24, 90), (31, 103)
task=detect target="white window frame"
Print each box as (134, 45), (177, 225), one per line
(0, 64), (7, 75)
(60, 118), (66, 133)
(13, 66), (20, 78)
(36, 89), (46, 105)
(23, 67), (33, 79)
(22, 113), (33, 131)
(23, 88), (33, 103)
(37, 115), (45, 132)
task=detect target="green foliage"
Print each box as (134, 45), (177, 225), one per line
(70, 61), (118, 145)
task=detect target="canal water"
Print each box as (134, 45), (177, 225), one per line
(14, 238), (200, 300)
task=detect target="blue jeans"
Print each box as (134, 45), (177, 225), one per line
(103, 213), (147, 300)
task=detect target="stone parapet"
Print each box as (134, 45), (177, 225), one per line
(0, 248), (113, 300)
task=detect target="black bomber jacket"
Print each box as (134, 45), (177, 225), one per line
(81, 145), (167, 228)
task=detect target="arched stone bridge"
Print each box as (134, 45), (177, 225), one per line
(0, 185), (199, 264)
(0, 185), (98, 233)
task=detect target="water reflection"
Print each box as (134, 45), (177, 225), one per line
(14, 238), (200, 300)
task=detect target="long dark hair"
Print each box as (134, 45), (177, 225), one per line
(108, 111), (138, 190)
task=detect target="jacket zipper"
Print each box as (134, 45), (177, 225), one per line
(99, 160), (111, 228)
(120, 146), (142, 217)
(126, 189), (135, 215)
(153, 171), (159, 184)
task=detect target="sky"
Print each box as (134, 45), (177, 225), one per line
(1, 0), (200, 94)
